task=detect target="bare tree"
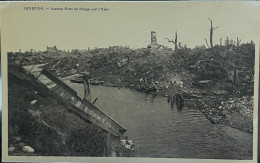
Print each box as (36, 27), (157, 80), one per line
(174, 31), (178, 50)
(236, 37), (241, 46)
(225, 36), (230, 47)
(164, 38), (174, 43)
(205, 17), (219, 48)
(205, 39), (210, 48)
(220, 38), (222, 46)
(178, 42), (182, 49)
(165, 31), (178, 50)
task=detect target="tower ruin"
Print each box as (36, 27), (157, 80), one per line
(151, 31), (157, 45)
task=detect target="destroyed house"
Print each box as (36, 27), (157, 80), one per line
(147, 31), (164, 49)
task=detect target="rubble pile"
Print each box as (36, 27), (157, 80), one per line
(218, 97), (253, 132)
(8, 135), (36, 156)
(197, 96), (253, 132)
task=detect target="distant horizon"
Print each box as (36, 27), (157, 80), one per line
(7, 39), (256, 53)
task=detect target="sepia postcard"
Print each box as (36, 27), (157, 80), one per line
(1, 2), (259, 163)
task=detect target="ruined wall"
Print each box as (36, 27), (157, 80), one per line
(151, 31), (157, 45)
(148, 31), (162, 49)
(47, 46), (57, 52)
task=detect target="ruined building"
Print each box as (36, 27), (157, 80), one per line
(47, 46), (57, 52)
(147, 31), (163, 49)
(151, 31), (157, 45)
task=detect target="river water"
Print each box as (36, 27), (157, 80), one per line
(66, 83), (253, 159)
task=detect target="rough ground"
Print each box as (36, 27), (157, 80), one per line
(8, 43), (255, 133)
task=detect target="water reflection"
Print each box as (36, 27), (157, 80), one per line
(144, 93), (157, 104)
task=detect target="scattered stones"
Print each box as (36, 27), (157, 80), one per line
(120, 139), (126, 145)
(22, 146), (34, 153)
(125, 144), (131, 149)
(30, 100), (37, 105)
(128, 140), (134, 145)
(200, 95), (253, 132)
(120, 138), (134, 151)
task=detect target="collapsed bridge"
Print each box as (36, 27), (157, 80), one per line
(12, 64), (127, 138)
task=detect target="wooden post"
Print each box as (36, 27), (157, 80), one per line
(87, 78), (91, 101)
(234, 67), (238, 83)
(83, 75), (91, 101)
(83, 77), (87, 100)
(170, 93), (174, 109)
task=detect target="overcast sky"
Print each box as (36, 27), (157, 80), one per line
(1, 2), (260, 52)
